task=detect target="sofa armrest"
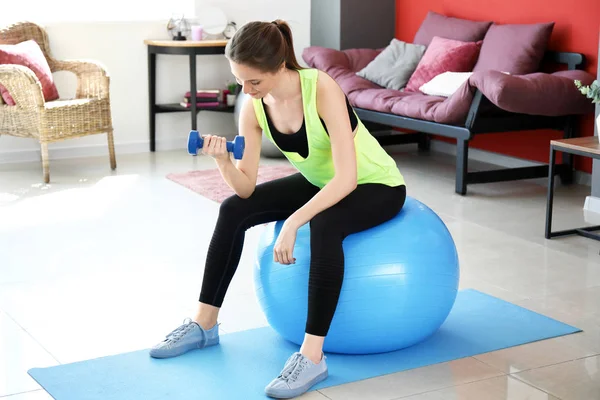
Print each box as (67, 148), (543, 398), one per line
(543, 51), (585, 71)
(302, 46), (385, 100)
(302, 46), (381, 75)
(467, 69), (596, 117)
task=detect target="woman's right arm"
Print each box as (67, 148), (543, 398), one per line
(202, 96), (263, 199)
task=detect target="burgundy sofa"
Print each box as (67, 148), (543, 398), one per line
(302, 12), (596, 195)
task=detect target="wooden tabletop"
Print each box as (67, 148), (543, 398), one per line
(144, 39), (228, 47)
(551, 137), (600, 156)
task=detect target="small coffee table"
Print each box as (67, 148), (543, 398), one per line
(546, 137), (600, 241)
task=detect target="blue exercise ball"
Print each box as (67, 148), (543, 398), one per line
(254, 196), (459, 355)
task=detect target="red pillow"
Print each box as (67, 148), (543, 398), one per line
(0, 40), (59, 105)
(404, 36), (482, 93)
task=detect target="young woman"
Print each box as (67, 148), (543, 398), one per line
(150, 20), (407, 398)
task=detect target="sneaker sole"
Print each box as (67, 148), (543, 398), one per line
(265, 369), (328, 399)
(149, 336), (220, 359)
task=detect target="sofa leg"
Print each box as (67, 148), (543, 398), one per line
(456, 139), (468, 195)
(418, 133), (430, 152)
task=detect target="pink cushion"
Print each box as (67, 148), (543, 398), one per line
(302, 42), (596, 125)
(469, 69), (596, 116)
(349, 88), (413, 113)
(473, 22), (554, 75)
(413, 11), (492, 47)
(0, 40), (59, 105)
(0, 86), (9, 105)
(404, 36), (481, 93)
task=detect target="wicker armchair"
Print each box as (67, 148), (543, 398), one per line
(0, 21), (116, 183)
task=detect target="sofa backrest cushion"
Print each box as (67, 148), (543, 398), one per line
(405, 36), (482, 93)
(413, 11), (492, 47)
(356, 39), (426, 90)
(473, 22), (555, 75)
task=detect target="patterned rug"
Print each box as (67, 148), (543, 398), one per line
(166, 164), (298, 203)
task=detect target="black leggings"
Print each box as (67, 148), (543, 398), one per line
(199, 172), (406, 337)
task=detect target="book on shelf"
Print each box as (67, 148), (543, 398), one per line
(181, 96), (220, 103)
(185, 90), (221, 98)
(179, 101), (221, 108)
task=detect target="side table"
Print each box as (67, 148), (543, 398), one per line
(144, 39), (235, 152)
(546, 137), (600, 240)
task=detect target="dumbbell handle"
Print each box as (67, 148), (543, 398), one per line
(187, 130), (245, 160)
(196, 136), (234, 152)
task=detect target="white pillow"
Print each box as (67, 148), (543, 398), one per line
(419, 71), (473, 97)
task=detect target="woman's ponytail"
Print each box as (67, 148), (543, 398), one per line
(225, 19), (304, 73)
(271, 20), (304, 70)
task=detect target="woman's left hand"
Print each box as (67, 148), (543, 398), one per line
(274, 221), (298, 265)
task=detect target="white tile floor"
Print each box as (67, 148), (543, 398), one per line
(0, 146), (599, 399)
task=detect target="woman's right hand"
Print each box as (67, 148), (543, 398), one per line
(202, 134), (230, 163)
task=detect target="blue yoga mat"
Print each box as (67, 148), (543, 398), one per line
(28, 289), (580, 399)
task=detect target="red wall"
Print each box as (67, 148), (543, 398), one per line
(395, 0), (600, 173)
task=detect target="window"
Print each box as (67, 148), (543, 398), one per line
(0, 0), (195, 24)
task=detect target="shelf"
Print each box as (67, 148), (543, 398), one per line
(154, 103), (235, 114)
(144, 39), (228, 48)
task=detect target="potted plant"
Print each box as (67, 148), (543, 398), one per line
(574, 79), (600, 131)
(226, 82), (239, 106)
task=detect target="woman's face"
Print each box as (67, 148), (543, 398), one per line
(230, 61), (281, 99)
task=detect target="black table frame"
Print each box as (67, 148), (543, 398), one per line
(545, 143), (600, 241)
(147, 43), (234, 152)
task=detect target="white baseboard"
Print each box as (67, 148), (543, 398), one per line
(1, 136), (593, 188)
(0, 136), (187, 165)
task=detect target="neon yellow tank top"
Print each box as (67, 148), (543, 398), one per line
(252, 68), (405, 189)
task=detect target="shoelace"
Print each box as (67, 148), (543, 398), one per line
(278, 354), (308, 383)
(165, 318), (195, 343)
(288, 359), (308, 383)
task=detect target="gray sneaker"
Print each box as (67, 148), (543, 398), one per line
(265, 352), (328, 399)
(149, 318), (219, 359)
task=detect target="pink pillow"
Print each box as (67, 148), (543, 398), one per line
(404, 36), (482, 93)
(0, 40), (59, 105)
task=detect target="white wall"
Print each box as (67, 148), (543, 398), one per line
(0, 0), (310, 163)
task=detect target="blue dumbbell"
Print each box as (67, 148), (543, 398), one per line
(187, 130), (245, 160)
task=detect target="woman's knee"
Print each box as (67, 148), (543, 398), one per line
(310, 210), (344, 239)
(219, 194), (250, 220)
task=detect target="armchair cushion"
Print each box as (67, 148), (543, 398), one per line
(0, 39), (59, 105)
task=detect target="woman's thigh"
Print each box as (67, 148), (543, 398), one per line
(219, 172), (320, 226)
(310, 184), (406, 237)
